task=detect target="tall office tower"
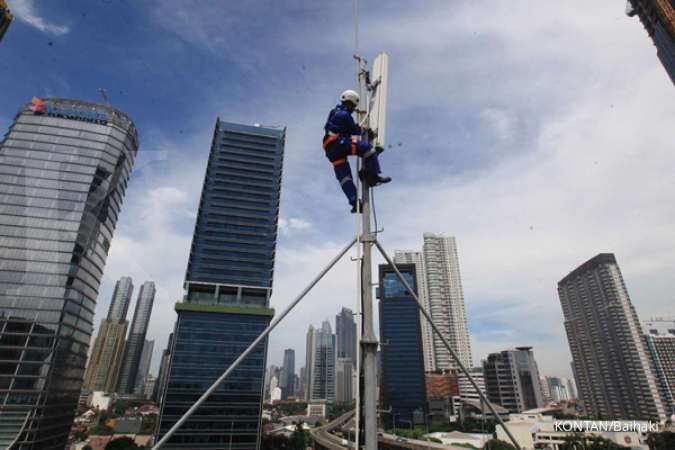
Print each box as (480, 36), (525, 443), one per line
(157, 121), (285, 449)
(626, 0), (675, 83)
(457, 367), (486, 401)
(0, 0), (12, 42)
(83, 277), (134, 392)
(378, 263), (428, 428)
(305, 321), (336, 402)
(0, 97), (138, 449)
(154, 333), (173, 404)
(335, 307), (357, 365)
(643, 319), (675, 415)
(335, 358), (355, 404)
(558, 254), (667, 420)
(483, 347), (544, 413)
(394, 251), (435, 372)
(117, 281), (155, 394)
(279, 348), (295, 400)
(133, 340), (155, 396)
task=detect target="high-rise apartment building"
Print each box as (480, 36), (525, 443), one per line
(396, 234), (472, 372)
(83, 277), (134, 392)
(483, 347), (544, 413)
(133, 339), (155, 396)
(643, 318), (675, 415)
(378, 263), (428, 428)
(117, 281), (155, 394)
(305, 321), (336, 403)
(157, 120), (285, 449)
(626, 0), (675, 83)
(0, 97), (138, 449)
(279, 348), (295, 400)
(558, 254), (666, 420)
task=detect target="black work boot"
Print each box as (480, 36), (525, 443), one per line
(367, 175), (391, 187)
(350, 199), (363, 214)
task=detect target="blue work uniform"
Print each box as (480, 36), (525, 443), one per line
(322, 103), (381, 207)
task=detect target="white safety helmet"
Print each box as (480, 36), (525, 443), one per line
(340, 89), (360, 105)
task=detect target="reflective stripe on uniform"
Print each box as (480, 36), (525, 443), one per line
(340, 176), (353, 186)
(323, 134), (339, 150)
(351, 136), (358, 155)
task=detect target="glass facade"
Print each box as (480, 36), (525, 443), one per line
(117, 281), (155, 394)
(157, 120), (284, 449)
(378, 264), (427, 429)
(184, 119), (285, 308)
(0, 97), (138, 449)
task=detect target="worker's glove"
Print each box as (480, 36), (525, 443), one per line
(367, 128), (377, 141)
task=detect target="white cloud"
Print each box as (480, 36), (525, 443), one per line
(10, 0), (70, 35)
(279, 217), (313, 235)
(479, 108), (516, 142)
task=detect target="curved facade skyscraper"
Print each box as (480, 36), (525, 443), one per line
(0, 97), (138, 449)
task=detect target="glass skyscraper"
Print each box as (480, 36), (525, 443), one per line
(157, 120), (285, 449)
(117, 281), (155, 394)
(0, 97), (138, 449)
(378, 263), (428, 429)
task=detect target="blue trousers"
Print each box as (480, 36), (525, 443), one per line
(324, 136), (381, 206)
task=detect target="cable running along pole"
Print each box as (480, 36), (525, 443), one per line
(152, 238), (357, 450)
(374, 240), (523, 450)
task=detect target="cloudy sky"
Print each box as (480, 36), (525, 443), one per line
(1, 0), (673, 378)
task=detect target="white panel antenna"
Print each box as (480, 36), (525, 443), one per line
(369, 52), (389, 149)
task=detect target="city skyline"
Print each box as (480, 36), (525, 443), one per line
(1, 0), (673, 387)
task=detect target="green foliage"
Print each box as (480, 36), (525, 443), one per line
(559, 434), (629, 449)
(646, 431), (675, 450)
(274, 402), (307, 417)
(104, 437), (142, 450)
(482, 439), (517, 450)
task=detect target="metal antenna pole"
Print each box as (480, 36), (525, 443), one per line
(355, 55), (379, 450)
(152, 238), (357, 450)
(374, 240), (523, 450)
